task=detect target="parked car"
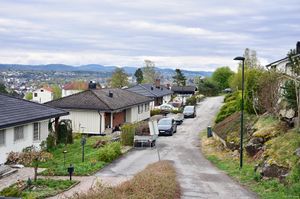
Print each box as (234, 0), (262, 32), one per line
(168, 113), (184, 125)
(158, 118), (177, 136)
(159, 103), (176, 115)
(183, 106), (196, 118)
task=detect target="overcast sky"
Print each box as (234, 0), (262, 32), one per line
(0, 0), (299, 71)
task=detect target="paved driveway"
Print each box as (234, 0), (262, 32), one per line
(95, 96), (257, 199)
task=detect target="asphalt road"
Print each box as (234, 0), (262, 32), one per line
(95, 96), (257, 199)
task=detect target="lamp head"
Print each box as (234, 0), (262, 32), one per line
(233, 56), (245, 61)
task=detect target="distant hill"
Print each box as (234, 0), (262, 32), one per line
(0, 64), (213, 77)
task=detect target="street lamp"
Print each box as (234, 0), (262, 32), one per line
(233, 56), (245, 169)
(63, 150), (67, 168)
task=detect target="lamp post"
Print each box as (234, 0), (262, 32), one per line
(233, 56), (245, 169)
(63, 150), (67, 168)
(81, 136), (86, 162)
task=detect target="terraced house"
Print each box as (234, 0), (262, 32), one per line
(46, 88), (153, 134)
(0, 93), (68, 164)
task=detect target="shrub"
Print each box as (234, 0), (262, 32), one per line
(215, 91), (241, 123)
(0, 186), (21, 197)
(186, 95), (197, 105)
(121, 123), (136, 146)
(98, 142), (122, 162)
(151, 109), (161, 116)
(46, 133), (56, 151)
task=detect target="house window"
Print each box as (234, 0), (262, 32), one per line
(33, 123), (40, 141)
(138, 105), (143, 114)
(34, 93), (38, 97)
(145, 103), (149, 111)
(14, 126), (24, 141)
(0, 130), (5, 146)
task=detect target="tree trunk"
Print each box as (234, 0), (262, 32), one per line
(34, 165), (38, 181)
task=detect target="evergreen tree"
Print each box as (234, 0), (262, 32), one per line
(172, 69), (186, 86)
(134, 68), (143, 84)
(0, 83), (8, 94)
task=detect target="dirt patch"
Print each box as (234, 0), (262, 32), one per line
(68, 160), (180, 199)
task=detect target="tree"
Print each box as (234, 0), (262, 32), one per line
(172, 69), (186, 86)
(51, 84), (62, 99)
(212, 67), (234, 90)
(25, 92), (33, 100)
(0, 83), (8, 94)
(285, 48), (300, 130)
(142, 60), (159, 83)
(110, 68), (129, 88)
(134, 68), (143, 84)
(197, 78), (219, 96)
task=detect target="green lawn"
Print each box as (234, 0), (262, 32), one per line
(40, 136), (109, 176)
(0, 178), (78, 199)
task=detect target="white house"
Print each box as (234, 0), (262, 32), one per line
(62, 81), (88, 97)
(266, 41), (300, 75)
(46, 88), (153, 134)
(126, 79), (173, 110)
(0, 93), (68, 164)
(32, 87), (54, 103)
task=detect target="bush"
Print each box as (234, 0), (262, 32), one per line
(186, 95), (197, 105)
(121, 123), (136, 146)
(215, 92), (241, 123)
(151, 109), (161, 116)
(98, 142), (122, 162)
(0, 186), (21, 197)
(46, 133), (56, 151)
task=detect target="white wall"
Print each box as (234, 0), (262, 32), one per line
(0, 120), (49, 164)
(127, 103), (151, 123)
(32, 89), (53, 103)
(163, 95), (172, 104)
(61, 109), (102, 134)
(62, 89), (82, 97)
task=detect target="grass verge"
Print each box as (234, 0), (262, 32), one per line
(0, 178), (78, 199)
(69, 160), (181, 199)
(40, 136), (121, 176)
(201, 131), (300, 199)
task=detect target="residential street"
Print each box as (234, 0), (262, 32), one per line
(95, 96), (257, 199)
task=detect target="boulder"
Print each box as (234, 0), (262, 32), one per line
(245, 137), (264, 156)
(260, 163), (289, 178)
(285, 109), (295, 119)
(295, 148), (300, 157)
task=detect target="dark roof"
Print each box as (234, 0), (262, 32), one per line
(265, 57), (288, 68)
(46, 88), (154, 111)
(171, 86), (197, 93)
(0, 93), (69, 129)
(126, 84), (173, 98)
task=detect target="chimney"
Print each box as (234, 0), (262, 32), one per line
(166, 84), (170, 89)
(297, 41), (300, 54)
(108, 91), (113, 98)
(88, 81), (97, 89)
(155, 79), (160, 88)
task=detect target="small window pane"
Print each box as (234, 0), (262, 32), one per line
(14, 126), (24, 141)
(33, 123), (40, 141)
(0, 130), (5, 145)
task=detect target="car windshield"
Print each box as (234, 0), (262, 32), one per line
(184, 106), (194, 112)
(158, 119), (171, 125)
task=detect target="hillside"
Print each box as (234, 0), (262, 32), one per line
(0, 64), (213, 77)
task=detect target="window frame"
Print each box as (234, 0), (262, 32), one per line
(33, 122), (40, 141)
(14, 126), (24, 142)
(0, 129), (5, 146)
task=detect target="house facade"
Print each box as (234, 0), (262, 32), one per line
(32, 87), (54, 103)
(171, 85), (197, 104)
(266, 41), (300, 75)
(46, 88), (153, 134)
(126, 79), (173, 109)
(0, 94), (68, 164)
(62, 81), (89, 97)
